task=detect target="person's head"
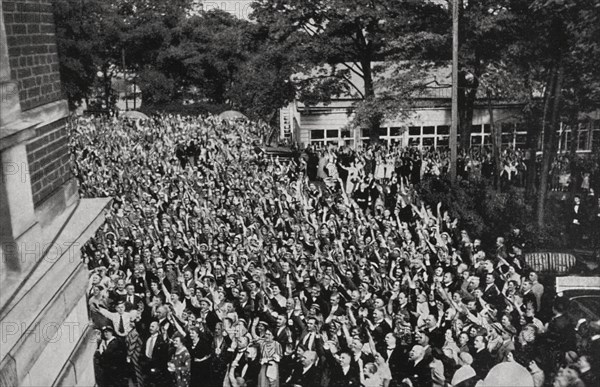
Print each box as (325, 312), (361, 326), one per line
(459, 331), (469, 346)
(474, 335), (487, 350)
(189, 326), (200, 341)
(264, 327), (274, 342)
(102, 326), (114, 340)
(149, 321), (160, 335)
(330, 293), (340, 306)
(425, 315), (436, 329)
(459, 352), (473, 366)
(415, 331), (430, 346)
(157, 303), (172, 320)
(408, 345), (424, 362)
(116, 278), (126, 290)
(373, 308), (384, 323)
(172, 335), (184, 349)
(116, 301), (126, 314)
(385, 332), (397, 348)
(338, 351), (352, 367)
(276, 314), (287, 328)
(363, 362), (378, 376)
(245, 344), (258, 360)
(577, 354), (591, 372)
(301, 351), (317, 368)
(306, 317), (317, 332)
(529, 272), (539, 283)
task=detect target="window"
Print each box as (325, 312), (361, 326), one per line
(483, 124), (491, 133)
(390, 127), (403, 136)
(311, 130), (324, 140)
(341, 129), (351, 138)
(378, 127), (388, 136)
(437, 136), (449, 148)
(501, 123), (514, 134)
(409, 126), (421, 136)
(591, 128), (600, 149)
(471, 135), (482, 146)
(437, 125), (450, 135)
(578, 129), (589, 150)
(409, 137), (421, 146)
(361, 129), (370, 137)
(423, 126), (435, 135)
(423, 137), (435, 147)
(471, 125), (482, 133)
(326, 129), (339, 138)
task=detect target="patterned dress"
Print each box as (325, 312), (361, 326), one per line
(171, 348), (191, 387)
(126, 327), (144, 387)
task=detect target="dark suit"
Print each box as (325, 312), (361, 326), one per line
(98, 337), (127, 387)
(370, 320), (392, 348)
(324, 349), (360, 387)
(288, 364), (321, 387)
(275, 325), (294, 349)
(472, 349), (492, 381)
(567, 202), (585, 246)
(235, 299), (255, 323)
(482, 283), (503, 308)
(297, 331), (320, 351)
(142, 334), (169, 387)
(404, 358), (432, 387)
(382, 346), (409, 385)
(233, 356), (261, 387)
(545, 313), (575, 353)
(121, 294), (143, 311)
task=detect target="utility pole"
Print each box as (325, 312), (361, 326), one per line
(450, 0), (459, 182)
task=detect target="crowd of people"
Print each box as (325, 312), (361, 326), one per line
(74, 114), (600, 387)
(304, 144), (540, 191)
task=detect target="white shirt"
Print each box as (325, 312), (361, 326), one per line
(99, 310), (133, 337)
(146, 333), (158, 358)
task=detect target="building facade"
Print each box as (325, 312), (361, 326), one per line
(0, 2), (109, 386)
(280, 65), (600, 152)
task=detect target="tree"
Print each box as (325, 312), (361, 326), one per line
(53, 0), (125, 109)
(251, 0), (448, 142)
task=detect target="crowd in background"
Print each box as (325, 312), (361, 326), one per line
(305, 143), (598, 193)
(73, 114), (600, 387)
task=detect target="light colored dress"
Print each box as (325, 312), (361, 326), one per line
(258, 340), (282, 387)
(375, 158), (386, 180)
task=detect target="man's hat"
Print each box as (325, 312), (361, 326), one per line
(198, 297), (213, 307)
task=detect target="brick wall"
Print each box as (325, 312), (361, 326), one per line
(3, 0), (63, 111)
(26, 117), (72, 205)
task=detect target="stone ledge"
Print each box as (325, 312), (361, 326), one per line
(0, 197), (111, 386)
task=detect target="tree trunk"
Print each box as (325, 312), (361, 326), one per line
(524, 74), (543, 197)
(537, 60), (564, 227)
(568, 119), (579, 195)
(458, 85), (476, 150)
(362, 59), (381, 144)
(487, 89), (501, 191)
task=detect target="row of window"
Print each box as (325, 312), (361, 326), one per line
(308, 121), (600, 151)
